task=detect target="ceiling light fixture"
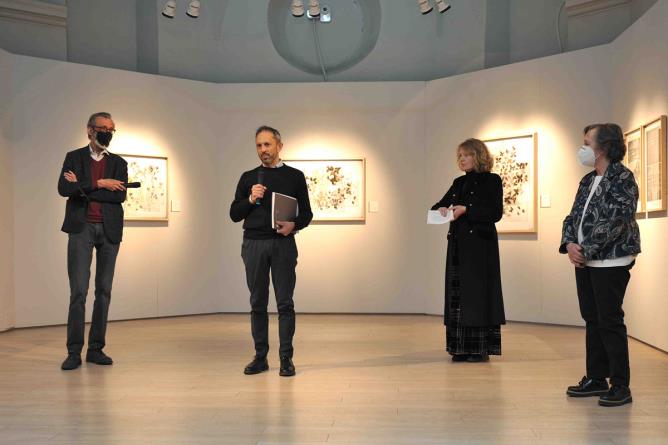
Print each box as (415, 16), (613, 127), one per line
(161, 0), (177, 18)
(307, 0), (321, 18)
(417, 0), (433, 15)
(435, 0), (451, 13)
(291, 0), (305, 17)
(186, 0), (200, 18)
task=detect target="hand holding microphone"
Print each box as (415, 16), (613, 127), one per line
(251, 169), (266, 205)
(97, 180), (142, 191)
(250, 184), (267, 205)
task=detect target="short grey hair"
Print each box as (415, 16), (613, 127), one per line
(87, 112), (113, 128)
(583, 123), (626, 163)
(255, 125), (282, 143)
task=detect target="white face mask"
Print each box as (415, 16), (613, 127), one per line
(577, 145), (597, 167)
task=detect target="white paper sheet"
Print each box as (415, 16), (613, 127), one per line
(427, 209), (454, 225)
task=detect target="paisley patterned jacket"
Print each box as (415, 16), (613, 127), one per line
(559, 161), (641, 261)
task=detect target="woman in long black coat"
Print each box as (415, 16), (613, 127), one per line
(431, 138), (506, 362)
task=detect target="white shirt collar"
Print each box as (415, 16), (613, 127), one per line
(262, 160), (284, 168)
(89, 144), (109, 161)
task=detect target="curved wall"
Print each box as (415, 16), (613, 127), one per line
(2, 1), (667, 352)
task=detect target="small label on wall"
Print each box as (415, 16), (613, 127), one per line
(540, 195), (551, 208)
(369, 201), (379, 213)
(171, 200), (181, 212)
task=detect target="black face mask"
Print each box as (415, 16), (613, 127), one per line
(95, 131), (113, 147)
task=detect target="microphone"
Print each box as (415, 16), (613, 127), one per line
(256, 170), (264, 205)
(124, 182), (141, 188)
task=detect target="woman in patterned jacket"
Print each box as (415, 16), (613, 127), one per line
(560, 123), (641, 407)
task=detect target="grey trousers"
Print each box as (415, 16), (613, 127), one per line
(241, 236), (298, 359)
(66, 223), (120, 354)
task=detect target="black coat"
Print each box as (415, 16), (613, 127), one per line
(58, 146), (128, 244)
(431, 171), (506, 327)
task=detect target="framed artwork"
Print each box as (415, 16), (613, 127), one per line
(119, 154), (169, 221)
(284, 159), (366, 222)
(643, 115), (667, 212)
(623, 127), (645, 213)
(483, 134), (537, 233)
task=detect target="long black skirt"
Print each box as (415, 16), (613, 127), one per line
(445, 236), (502, 356)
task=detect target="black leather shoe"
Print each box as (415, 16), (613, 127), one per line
(61, 354), (82, 370)
(451, 354), (470, 362)
(566, 376), (609, 397)
(244, 357), (269, 375)
(599, 385), (632, 407)
(279, 356), (296, 377)
(86, 350), (113, 365)
(466, 354), (489, 363)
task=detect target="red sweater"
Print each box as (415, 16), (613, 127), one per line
(87, 156), (107, 223)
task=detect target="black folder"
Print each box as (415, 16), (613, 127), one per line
(271, 192), (299, 229)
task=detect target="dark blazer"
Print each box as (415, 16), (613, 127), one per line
(560, 161), (641, 260)
(432, 171), (506, 326)
(58, 146), (128, 244)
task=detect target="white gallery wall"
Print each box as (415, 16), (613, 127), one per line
(5, 55), (426, 327)
(423, 44), (613, 327)
(1, 1), (667, 351)
(0, 48), (15, 332)
(611, 0), (668, 352)
(422, 0), (668, 352)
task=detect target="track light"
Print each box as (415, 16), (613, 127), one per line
(417, 0), (433, 15)
(291, 0), (305, 17)
(308, 0), (320, 18)
(162, 0), (176, 18)
(186, 0), (200, 18)
(435, 0), (451, 13)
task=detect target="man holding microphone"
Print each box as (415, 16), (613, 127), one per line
(230, 126), (312, 377)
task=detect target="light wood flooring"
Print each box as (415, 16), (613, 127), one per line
(1, 314), (667, 445)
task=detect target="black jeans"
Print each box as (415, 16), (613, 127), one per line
(66, 223), (120, 355)
(575, 264), (632, 386)
(241, 236), (298, 359)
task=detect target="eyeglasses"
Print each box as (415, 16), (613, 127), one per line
(91, 126), (116, 134)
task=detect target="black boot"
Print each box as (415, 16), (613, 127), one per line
(279, 356), (296, 377)
(86, 350), (113, 365)
(566, 376), (609, 397)
(599, 385), (632, 407)
(244, 356), (269, 375)
(451, 354), (470, 362)
(61, 354), (82, 370)
(466, 354), (489, 363)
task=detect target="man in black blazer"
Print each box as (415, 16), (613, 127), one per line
(58, 112), (128, 370)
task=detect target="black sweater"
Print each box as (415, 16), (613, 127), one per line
(230, 164), (313, 239)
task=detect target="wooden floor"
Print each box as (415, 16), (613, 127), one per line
(0, 314), (667, 445)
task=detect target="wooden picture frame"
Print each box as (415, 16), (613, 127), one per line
(623, 127), (645, 213)
(483, 133), (538, 233)
(643, 116), (667, 213)
(284, 159), (366, 222)
(119, 154), (169, 221)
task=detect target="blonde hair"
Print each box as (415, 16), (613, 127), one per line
(457, 138), (494, 173)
